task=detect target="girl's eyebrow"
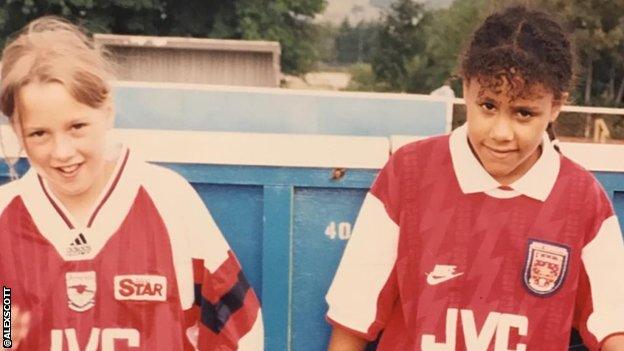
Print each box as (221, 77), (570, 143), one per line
(64, 117), (88, 126)
(21, 123), (46, 131)
(23, 126), (48, 135)
(511, 103), (541, 111)
(476, 96), (499, 104)
(476, 90), (502, 101)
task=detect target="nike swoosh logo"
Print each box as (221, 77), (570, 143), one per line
(426, 272), (464, 285)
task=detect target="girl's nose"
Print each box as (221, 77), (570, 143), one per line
(489, 115), (514, 142)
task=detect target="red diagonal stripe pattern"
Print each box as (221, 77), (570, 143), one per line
(194, 251), (260, 350)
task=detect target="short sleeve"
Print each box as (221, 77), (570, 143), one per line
(179, 181), (264, 351)
(112, 161), (264, 350)
(325, 152), (402, 340)
(575, 185), (624, 349)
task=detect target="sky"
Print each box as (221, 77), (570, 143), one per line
(316, 0), (454, 24)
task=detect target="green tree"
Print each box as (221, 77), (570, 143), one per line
(345, 63), (381, 91)
(561, 0), (624, 107)
(489, 0), (624, 107)
(335, 19), (356, 63)
(334, 19), (380, 64)
(228, 0), (326, 73)
(421, 0), (487, 93)
(0, 0), (167, 43)
(347, 0), (485, 93)
(0, 0), (327, 74)
(314, 21), (339, 64)
(371, 0), (430, 91)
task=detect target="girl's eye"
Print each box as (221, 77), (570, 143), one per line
(28, 130), (46, 138)
(518, 109), (534, 118)
(72, 122), (88, 130)
(481, 102), (496, 111)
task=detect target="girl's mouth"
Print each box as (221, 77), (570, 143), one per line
(56, 163), (82, 178)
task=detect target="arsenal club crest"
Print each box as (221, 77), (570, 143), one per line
(66, 271), (96, 312)
(524, 240), (570, 296)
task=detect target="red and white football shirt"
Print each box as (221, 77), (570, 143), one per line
(0, 145), (263, 350)
(326, 124), (624, 350)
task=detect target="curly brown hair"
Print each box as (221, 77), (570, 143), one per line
(460, 5), (575, 102)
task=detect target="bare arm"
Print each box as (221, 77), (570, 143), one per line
(327, 327), (368, 351)
(602, 334), (624, 351)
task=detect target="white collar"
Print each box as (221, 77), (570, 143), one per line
(17, 144), (139, 260)
(449, 123), (560, 201)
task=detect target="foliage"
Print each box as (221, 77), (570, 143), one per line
(0, 0), (327, 74)
(314, 20), (339, 63)
(3, 0), (623, 104)
(334, 19), (380, 64)
(345, 0), (624, 108)
(344, 62), (381, 91)
(488, 0), (624, 106)
(355, 0), (485, 94)
(370, 0), (430, 92)
(419, 0), (486, 93)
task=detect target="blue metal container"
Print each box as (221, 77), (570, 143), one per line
(1, 84), (622, 351)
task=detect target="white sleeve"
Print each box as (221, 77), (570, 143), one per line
(326, 192), (399, 338)
(180, 181), (264, 350)
(178, 179), (230, 269)
(143, 163), (263, 350)
(581, 215), (624, 341)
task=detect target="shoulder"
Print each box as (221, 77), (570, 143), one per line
(371, 134), (450, 218)
(134, 160), (216, 224)
(131, 159), (228, 258)
(559, 155), (610, 205)
(139, 161), (192, 188)
(558, 155), (615, 240)
(0, 179), (21, 214)
(394, 134), (450, 158)
(388, 134), (450, 171)
(379, 133), (450, 183)
(133, 160), (210, 224)
(559, 154), (593, 178)
(137, 161), (199, 201)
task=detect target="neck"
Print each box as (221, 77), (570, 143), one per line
(51, 160), (116, 227)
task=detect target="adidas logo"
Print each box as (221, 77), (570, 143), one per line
(66, 232), (92, 257)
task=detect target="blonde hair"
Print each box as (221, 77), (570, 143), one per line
(0, 16), (115, 120)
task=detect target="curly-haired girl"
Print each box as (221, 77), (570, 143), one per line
(326, 6), (624, 351)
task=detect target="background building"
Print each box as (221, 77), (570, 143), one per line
(95, 34), (281, 87)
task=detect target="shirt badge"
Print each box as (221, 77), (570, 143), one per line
(523, 240), (570, 296)
(66, 271), (96, 312)
(114, 275), (167, 302)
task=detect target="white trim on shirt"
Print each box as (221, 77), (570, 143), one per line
(449, 123), (560, 201)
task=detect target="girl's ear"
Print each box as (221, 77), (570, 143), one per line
(10, 116), (25, 149)
(550, 92), (569, 123)
(103, 100), (115, 130)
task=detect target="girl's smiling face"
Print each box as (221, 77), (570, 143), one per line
(14, 81), (114, 200)
(463, 77), (565, 186)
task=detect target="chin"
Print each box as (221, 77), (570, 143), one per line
(484, 166), (512, 180)
(50, 179), (91, 198)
